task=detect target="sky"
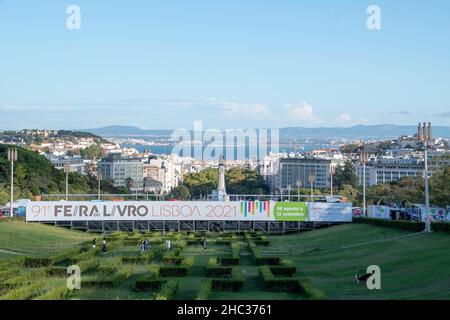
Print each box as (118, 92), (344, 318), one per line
(0, 0), (450, 130)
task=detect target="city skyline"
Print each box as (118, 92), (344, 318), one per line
(1, 0), (450, 129)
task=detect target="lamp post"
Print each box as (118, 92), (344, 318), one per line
(360, 153), (369, 216)
(418, 122), (432, 232)
(7, 148), (18, 217)
(329, 164), (336, 198)
(296, 179), (301, 202)
(97, 168), (102, 201)
(63, 164), (71, 201)
(309, 173), (315, 202)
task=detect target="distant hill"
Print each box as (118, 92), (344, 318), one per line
(280, 125), (450, 139)
(86, 126), (172, 137)
(85, 124), (450, 139)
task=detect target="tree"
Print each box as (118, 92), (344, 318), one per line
(333, 160), (357, 189)
(169, 185), (190, 200)
(125, 177), (134, 193)
(80, 145), (103, 159)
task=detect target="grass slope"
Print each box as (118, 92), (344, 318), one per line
(270, 224), (450, 299)
(1, 220), (450, 300)
(0, 220), (91, 258)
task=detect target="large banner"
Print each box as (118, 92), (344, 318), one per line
(26, 201), (352, 222)
(309, 202), (353, 222)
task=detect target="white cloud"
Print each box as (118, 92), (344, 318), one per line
(284, 102), (320, 123)
(205, 99), (275, 121)
(336, 113), (352, 123)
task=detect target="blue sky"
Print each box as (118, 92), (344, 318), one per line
(0, 0), (449, 130)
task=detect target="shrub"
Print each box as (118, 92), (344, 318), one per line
(34, 285), (70, 300)
(122, 255), (152, 264)
(23, 257), (53, 268)
(159, 266), (188, 277)
(77, 258), (100, 273)
(195, 279), (213, 300)
(259, 266), (301, 292)
(0, 268), (21, 282)
(155, 280), (178, 300)
(211, 268), (244, 292)
(298, 278), (327, 300)
(45, 266), (68, 277)
(0, 282), (44, 300)
(207, 257), (232, 277)
(270, 259), (296, 276)
(431, 222), (450, 233)
(353, 217), (425, 232)
(135, 272), (164, 292)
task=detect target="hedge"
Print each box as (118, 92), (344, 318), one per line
(259, 266), (301, 292)
(155, 280), (178, 300)
(159, 266), (188, 277)
(207, 257), (232, 277)
(34, 285), (70, 300)
(211, 268), (244, 292)
(0, 268), (21, 282)
(0, 282), (44, 300)
(23, 257), (53, 268)
(353, 217), (425, 232)
(195, 279), (213, 300)
(220, 242), (240, 266)
(134, 272), (164, 292)
(45, 266), (68, 277)
(431, 222), (450, 233)
(298, 278), (327, 300)
(122, 254), (152, 264)
(82, 266), (133, 288)
(77, 258), (100, 273)
(249, 242), (280, 265)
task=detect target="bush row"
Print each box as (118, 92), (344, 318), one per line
(0, 282), (44, 300)
(34, 285), (70, 300)
(82, 266), (133, 288)
(353, 217), (425, 232)
(194, 279), (213, 300)
(220, 242), (240, 266)
(431, 222), (450, 233)
(154, 280), (178, 300)
(122, 254), (152, 264)
(259, 266), (301, 292)
(207, 257), (232, 277)
(211, 268), (245, 292)
(249, 242), (280, 265)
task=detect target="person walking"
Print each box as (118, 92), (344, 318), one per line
(201, 237), (207, 254)
(144, 238), (149, 252)
(92, 238), (97, 249)
(102, 238), (107, 254)
(140, 240), (145, 255)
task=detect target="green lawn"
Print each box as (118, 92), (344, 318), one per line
(1, 219), (450, 300)
(268, 224), (450, 299)
(0, 219), (91, 258)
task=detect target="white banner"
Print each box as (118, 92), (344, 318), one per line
(26, 201), (353, 222)
(308, 202), (353, 222)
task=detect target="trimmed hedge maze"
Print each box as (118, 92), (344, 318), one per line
(0, 231), (325, 300)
